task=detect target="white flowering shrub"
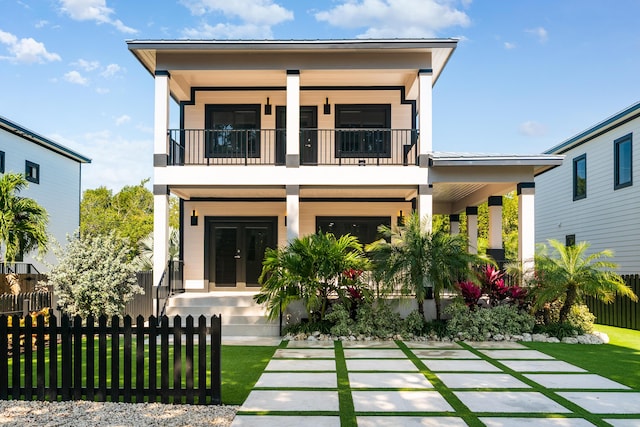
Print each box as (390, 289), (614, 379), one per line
(445, 301), (535, 341)
(48, 232), (143, 318)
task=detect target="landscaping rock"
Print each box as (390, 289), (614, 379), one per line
(546, 337), (560, 343)
(561, 337), (579, 344)
(591, 331), (609, 344)
(532, 333), (548, 342)
(493, 334), (505, 341)
(521, 333), (532, 342)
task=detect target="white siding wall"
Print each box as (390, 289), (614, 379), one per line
(536, 117), (640, 273)
(0, 130), (82, 272)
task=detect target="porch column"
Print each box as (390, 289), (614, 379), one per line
(466, 207), (478, 254)
(487, 196), (505, 264)
(418, 69), (433, 168)
(449, 214), (460, 235)
(417, 184), (433, 231)
(153, 185), (169, 295)
(518, 183), (536, 275)
(286, 70), (300, 167)
(286, 185), (300, 241)
(153, 71), (170, 166)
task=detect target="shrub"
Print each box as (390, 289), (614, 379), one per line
(445, 301), (535, 341)
(534, 301), (595, 333)
(403, 309), (428, 336)
(533, 322), (581, 339)
(354, 300), (403, 338)
(326, 303), (356, 336)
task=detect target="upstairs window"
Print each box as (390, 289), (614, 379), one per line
(573, 154), (586, 200)
(25, 160), (39, 184)
(205, 105), (260, 158)
(614, 134), (632, 190)
(335, 104), (391, 158)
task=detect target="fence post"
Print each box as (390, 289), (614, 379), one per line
(0, 315), (8, 400)
(22, 298), (30, 317)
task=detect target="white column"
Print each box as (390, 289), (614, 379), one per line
(466, 207), (478, 254)
(153, 187), (169, 295)
(286, 185), (300, 241)
(449, 214), (460, 235)
(417, 184), (433, 232)
(418, 70), (433, 166)
(488, 196), (503, 250)
(518, 183), (536, 274)
(153, 71), (170, 157)
(286, 70), (300, 167)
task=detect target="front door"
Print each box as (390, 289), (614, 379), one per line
(276, 106), (318, 165)
(205, 217), (277, 290)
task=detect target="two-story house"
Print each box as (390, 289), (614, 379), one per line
(536, 101), (640, 274)
(127, 39), (562, 332)
(0, 116), (91, 273)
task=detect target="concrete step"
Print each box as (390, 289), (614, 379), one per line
(165, 305), (267, 318)
(222, 323), (281, 337)
(167, 292), (261, 308)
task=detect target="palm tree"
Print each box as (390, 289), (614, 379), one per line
(367, 213), (482, 320)
(0, 173), (48, 264)
(254, 231), (369, 322)
(534, 239), (638, 322)
(134, 227), (180, 271)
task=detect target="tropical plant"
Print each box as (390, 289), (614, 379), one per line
(254, 231), (369, 322)
(367, 212), (483, 320)
(533, 239), (638, 322)
(134, 227), (180, 271)
(0, 172), (48, 263)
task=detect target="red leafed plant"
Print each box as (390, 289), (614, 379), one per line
(456, 280), (482, 308)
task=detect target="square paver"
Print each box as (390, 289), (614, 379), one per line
(437, 373), (530, 389)
(285, 340), (335, 348)
(265, 359), (335, 371)
(357, 416), (468, 426)
(404, 341), (462, 349)
(352, 390), (454, 412)
(342, 340), (398, 348)
(254, 372), (337, 388)
(558, 392), (640, 414)
(454, 391), (571, 413)
(466, 341), (528, 349)
(273, 348), (335, 359)
(499, 360), (586, 373)
(423, 359), (502, 372)
(241, 390), (339, 412)
(480, 350), (554, 360)
(343, 349), (406, 358)
(346, 359), (418, 372)
(231, 415), (340, 427)
(413, 349), (480, 359)
(348, 372), (433, 389)
(480, 417), (596, 426)
(524, 374), (630, 390)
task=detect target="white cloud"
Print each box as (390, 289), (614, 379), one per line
(100, 63), (122, 78)
(115, 115), (130, 126)
(64, 70), (89, 85)
(183, 22), (274, 39)
(0, 29), (61, 63)
(504, 41), (516, 50)
(315, 0), (470, 38)
(35, 20), (49, 29)
(519, 120), (547, 137)
(181, 0), (293, 25)
(525, 26), (548, 43)
(72, 58), (100, 71)
(59, 0), (137, 34)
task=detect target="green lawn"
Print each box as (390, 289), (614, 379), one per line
(525, 325), (640, 390)
(221, 345), (277, 405)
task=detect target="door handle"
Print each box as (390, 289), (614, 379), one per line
(305, 143), (312, 147)
(234, 249), (241, 259)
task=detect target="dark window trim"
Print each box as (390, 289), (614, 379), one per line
(0, 151), (4, 173)
(25, 160), (40, 184)
(335, 104), (392, 159)
(565, 234), (576, 247)
(573, 154), (586, 201)
(204, 104), (261, 159)
(614, 133), (633, 190)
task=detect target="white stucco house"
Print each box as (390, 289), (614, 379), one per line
(536, 101), (640, 274)
(127, 39), (562, 333)
(0, 116), (91, 273)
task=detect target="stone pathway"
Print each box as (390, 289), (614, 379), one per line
(231, 340), (640, 426)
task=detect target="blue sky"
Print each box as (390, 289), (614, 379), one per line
(1, 0), (639, 190)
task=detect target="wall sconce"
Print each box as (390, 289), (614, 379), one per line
(323, 97), (331, 115)
(397, 210), (405, 226)
(264, 97), (272, 115)
(190, 210), (198, 226)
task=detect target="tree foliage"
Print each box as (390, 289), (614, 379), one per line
(48, 232), (143, 318)
(0, 172), (48, 262)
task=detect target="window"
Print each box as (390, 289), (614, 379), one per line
(614, 134), (632, 189)
(565, 234), (576, 247)
(25, 160), (39, 184)
(0, 151), (4, 173)
(335, 104), (391, 158)
(205, 105), (261, 158)
(573, 154), (586, 200)
(316, 216), (391, 245)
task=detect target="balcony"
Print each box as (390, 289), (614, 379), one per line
(168, 129), (418, 166)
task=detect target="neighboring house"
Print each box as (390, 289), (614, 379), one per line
(127, 39), (561, 328)
(536, 101), (640, 274)
(0, 116), (91, 272)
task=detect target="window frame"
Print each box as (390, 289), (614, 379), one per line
(614, 133), (632, 190)
(0, 151), (4, 173)
(335, 104), (392, 158)
(25, 160), (40, 184)
(573, 154), (586, 201)
(204, 104), (261, 159)
(565, 234), (576, 247)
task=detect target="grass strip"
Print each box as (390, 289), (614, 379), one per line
(221, 345), (277, 405)
(334, 340), (357, 427)
(396, 340), (484, 427)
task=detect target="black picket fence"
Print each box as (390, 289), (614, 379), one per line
(584, 274), (640, 331)
(0, 314), (221, 404)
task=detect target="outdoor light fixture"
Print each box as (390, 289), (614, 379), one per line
(190, 210), (198, 226)
(323, 97), (331, 115)
(397, 210), (405, 226)
(264, 97), (272, 115)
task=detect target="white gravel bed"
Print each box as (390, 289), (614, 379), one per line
(0, 400), (237, 426)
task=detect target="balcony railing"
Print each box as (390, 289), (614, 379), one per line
(168, 129), (418, 166)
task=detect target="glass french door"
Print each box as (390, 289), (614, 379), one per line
(275, 106), (318, 165)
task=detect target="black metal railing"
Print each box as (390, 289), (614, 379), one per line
(0, 263), (40, 275)
(154, 260), (184, 317)
(168, 128), (417, 166)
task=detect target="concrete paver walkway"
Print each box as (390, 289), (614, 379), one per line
(231, 340), (640, 426)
